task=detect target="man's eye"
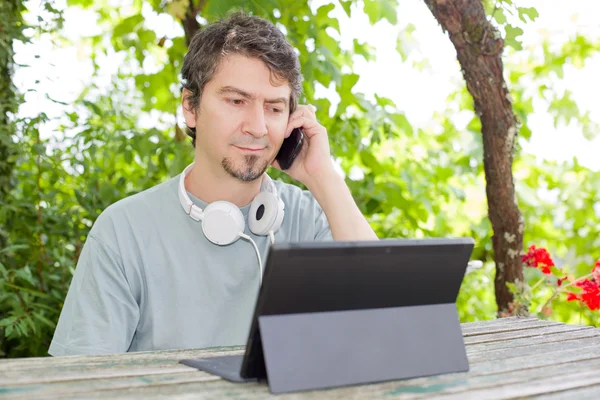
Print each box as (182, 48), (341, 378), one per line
(229, 99), (244, 105)
(269, 106), (283, 113)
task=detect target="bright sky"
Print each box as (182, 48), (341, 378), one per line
(13, 0), (600, 171)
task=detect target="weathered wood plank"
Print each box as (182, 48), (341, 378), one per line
(0, 365), (197, 387)
(385, 357), (600, 399)
(466, 326), (600, 354)
(0, 346), (245, 372)
(0, 347), (243, 387)
(462, 320), (561, 337)
(379, 340), (600, 397)
(528, 384), (600, 400)
(467, 334), (600, 363)
(463, 324), (592, 345)
(469, 343), (600, 375)
(426, 370), (600, 400)
(460, 316), (538, 329)
(0, 372), (218, 399)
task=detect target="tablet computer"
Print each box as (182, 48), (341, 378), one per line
(180, 237), (474, 386)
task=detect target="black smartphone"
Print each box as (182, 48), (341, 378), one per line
(276, 127), (304, 170)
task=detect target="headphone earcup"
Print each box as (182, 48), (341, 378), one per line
(248, 192), (285, 236)
(202, 201), (245, 245)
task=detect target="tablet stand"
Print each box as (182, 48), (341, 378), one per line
(258, 303), (468, 394)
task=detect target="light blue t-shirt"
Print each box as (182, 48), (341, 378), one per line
(48, 174), (332, 356)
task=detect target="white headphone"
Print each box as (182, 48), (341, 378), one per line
(178, 162), (285, 246)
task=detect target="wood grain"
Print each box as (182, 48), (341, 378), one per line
(467, 334), (600, 363)
(461, 316), (538, 327)
(428, 370), (600, 400)
(462, 320), (561, 336)
(466, 326), (600, 353)
(463, 323), (592, 345)
(0, 346), (245, 372)
(528, 384), (600, 400)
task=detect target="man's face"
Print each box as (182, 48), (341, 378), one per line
(183, 54), (291, 182)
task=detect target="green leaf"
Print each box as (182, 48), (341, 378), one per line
(390, 113), (413, 136)
(3, 282), (51, 299)
(517, 7), (539, 23)
(374, 94), (395, 108)
(359, 150), (382, 174)
(506, 282), (518, 294)
(505, 25), (524, 50)
(0, 317), (16, 327)
(113, 15), (144, 38)
(354, 39), (376, 61)
(340, 73), (359, 93)
(493, 8), (507, 25)
(550, 266), (564, 279)
(0, 244), (29, 254)
(66, 0), (93, 7)
(34, 313), (57, 329)
(339, 0), (352, 17)
(363, 0), (398, 25)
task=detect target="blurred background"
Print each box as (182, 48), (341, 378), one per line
(1, 0), (599, 357)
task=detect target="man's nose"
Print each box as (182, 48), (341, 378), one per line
(243, 105), (268, 138)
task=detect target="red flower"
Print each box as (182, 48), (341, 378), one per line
(567, 278), (600, 311)
(567, 293), (579, 302)
(522, 245), (554, 275)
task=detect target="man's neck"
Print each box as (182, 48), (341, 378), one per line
(184, 158), (262, 208)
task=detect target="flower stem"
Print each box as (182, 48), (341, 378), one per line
(530, 276), (546, 292)
(559, 273), (593, 290)
(538, 292), (558, 314)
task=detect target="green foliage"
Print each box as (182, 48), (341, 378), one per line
(2, 0), (600, 358)
(0, 0), (26, 214)
(485, 0), (539, 50)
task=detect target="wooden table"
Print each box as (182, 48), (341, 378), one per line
(1, 316), (600, 399)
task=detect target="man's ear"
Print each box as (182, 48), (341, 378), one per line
(182, 88), (197, 129)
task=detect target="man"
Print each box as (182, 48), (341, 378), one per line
(49, 12), (377, 356)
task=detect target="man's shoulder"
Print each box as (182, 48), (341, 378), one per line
(272, 179), (323, 215)
(272, 178), (332, 240)
(273, 179), (313, 203)
(91, 175), (179, 233)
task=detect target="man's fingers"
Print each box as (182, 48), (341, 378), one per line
(289, 105), (316, 122)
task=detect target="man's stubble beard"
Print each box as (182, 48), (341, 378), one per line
(221, 154), (271, 182)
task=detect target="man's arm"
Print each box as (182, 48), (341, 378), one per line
(273, 104), (378, 241)
(305, 168), (377, 241)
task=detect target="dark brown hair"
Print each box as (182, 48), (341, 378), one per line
(181, 11), (303, 146)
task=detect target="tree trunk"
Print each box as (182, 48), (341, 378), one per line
(423, 0), (526, 316)
(181, 0), (207, 46)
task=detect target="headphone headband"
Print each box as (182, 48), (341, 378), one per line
(178, 163), (196, 219)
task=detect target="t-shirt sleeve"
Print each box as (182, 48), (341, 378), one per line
(48, 233), (139, 356)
